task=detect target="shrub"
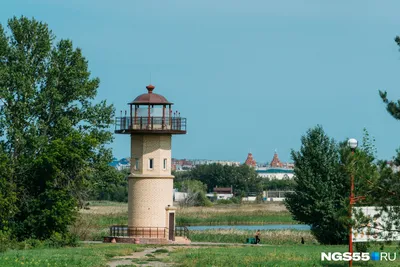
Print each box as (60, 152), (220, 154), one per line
(216, 199), (233, 205)
(355, 242), (370, 252)
(0, 230), (13, 252)
(44, 232), (79, 248)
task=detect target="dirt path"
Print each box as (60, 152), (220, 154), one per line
(106, 243), (273, 267)
(107, 246), (178, 267)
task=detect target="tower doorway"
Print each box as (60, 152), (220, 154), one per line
(168, 213), (175, 241)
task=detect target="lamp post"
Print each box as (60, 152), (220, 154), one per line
(347, 138), (357, 267)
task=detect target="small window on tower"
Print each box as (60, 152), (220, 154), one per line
(149, 158), (154, 170)
(134, 158), (139, 170)
(163, 158), (167, 170)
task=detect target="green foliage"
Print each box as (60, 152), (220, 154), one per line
(44, 232), (79, 248)
(285, 125), (348, 245)
(90, 168), (129, 202)
(379, 89), (400, 120)
(175, 179), (207, 193)
(262, 177), (296, 191)
(15, 188), (78, 240)
(216, 199), (234, 205)
(355, 242), (370, 253)
(175, 179), (212, 207)
(378, 37), (400, 120)
(0, 244), (142, 267)
(0, 151), (17, 230)
(0, 230), (14, 252)
(0, 16), (114, 241)
(175, 164), (263, 197)
(286, 126), (386, 245)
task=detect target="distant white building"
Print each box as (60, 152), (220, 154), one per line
(173, 191), (188, 202)
(206, 193), (233, 200)
(256, 152), (294, 180)
(257, 168), (294, 179)
(109, 157), (131, 171)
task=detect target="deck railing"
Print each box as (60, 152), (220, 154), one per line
(109, 225), (168, 238)
(175, 226), (190, 239)
(115, 116), (186, 133)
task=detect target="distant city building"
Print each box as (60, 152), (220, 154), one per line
(244, 153), (257, 167)
(256, 152), (294, 180)
(109, 157), (131, 170)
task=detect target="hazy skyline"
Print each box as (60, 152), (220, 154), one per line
(2, 1), (400, 163)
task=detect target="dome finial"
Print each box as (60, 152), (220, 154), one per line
(146, 84), (155, 94)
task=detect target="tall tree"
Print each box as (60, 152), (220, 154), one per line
(378, 36), (400, 121)
(373, 35), (400, 240)
(0, 16), (114, 239)
(285, 126), (348, 245)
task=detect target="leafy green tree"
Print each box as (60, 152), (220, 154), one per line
(378, 35), (400, 121)
(188, 164), (262, 196)
(0, 150), (17, 231)
(375, 35), (400, 239)
(90, 167), (129, 202)
(262, 177), (296, 191)
(0, 16), (113, 240)
(175, 180), (211, 207)
(285, 126), (349, 245)
(175, 179), (207, 193)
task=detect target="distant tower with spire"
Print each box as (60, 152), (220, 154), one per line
(270, 151), (283, 168)
(244, 153), (257, 167)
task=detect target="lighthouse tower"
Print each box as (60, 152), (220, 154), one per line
(115, 84), (186, 243)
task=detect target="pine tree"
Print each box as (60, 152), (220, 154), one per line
(285, 125), (348, 245)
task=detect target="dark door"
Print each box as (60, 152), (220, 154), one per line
(169, 213), (175, 241)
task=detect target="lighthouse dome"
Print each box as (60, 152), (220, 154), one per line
(129, 84), (173, 105)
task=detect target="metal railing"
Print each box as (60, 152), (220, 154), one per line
(175, 226), (189, 239)
(115, 116), (186, 132)
(109, 225), (168, 238)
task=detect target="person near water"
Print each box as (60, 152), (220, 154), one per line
(255, 229), (261, 244)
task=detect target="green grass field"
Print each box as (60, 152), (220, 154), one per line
(168, 245), (399, 267)
(1, 243), (398, 267)
(0, 244), (141, 267)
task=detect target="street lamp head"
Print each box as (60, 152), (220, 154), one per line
(347, 138), (358, 150)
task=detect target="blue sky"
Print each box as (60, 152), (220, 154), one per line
(2, 1), (400, 163)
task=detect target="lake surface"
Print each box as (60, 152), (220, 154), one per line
(187, 224), (310, 231)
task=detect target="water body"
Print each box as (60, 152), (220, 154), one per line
(187, 224), (310, 231)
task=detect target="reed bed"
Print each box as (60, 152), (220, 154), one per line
(177, 210), (294, 225)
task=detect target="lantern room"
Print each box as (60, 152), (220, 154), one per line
(115, 84), (186, 134)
